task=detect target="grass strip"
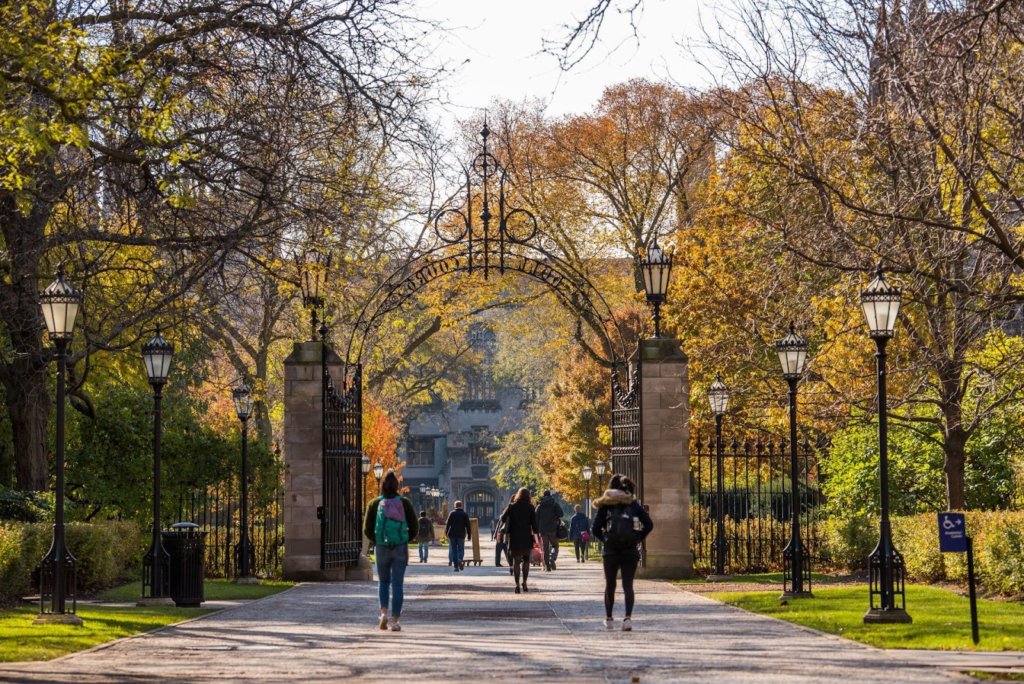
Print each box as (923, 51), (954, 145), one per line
(709, 585), (1024, 651)
(0, 605), (215, 662)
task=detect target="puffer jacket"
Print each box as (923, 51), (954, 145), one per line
(591, 488), (653, 558)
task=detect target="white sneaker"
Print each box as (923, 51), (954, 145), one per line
(379, 614), (388, 630)
(389, 620), (402, 632)
(622, 617), (632, 632)
(603, 618), (614, 631)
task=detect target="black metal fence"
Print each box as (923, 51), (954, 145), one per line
(175, 477), (284, 579)
(690, 436), (825, 574)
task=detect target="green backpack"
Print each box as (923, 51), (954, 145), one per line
(374, 497), (410, 547)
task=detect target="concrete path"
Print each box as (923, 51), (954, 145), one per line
(0, 541), (975, 683)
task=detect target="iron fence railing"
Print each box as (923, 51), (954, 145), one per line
(175, 477), (284, 579)
(690, 436), (825, 574)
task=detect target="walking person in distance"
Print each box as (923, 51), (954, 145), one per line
(363, 470), (418, 632)
(569, 504), (590, 563)
(445, 500), (471, 571)
(535, 489), (563, 571)
(415, 509), (434, 563)
(500, 487), (539, 593)
(592, 475), (653, 631)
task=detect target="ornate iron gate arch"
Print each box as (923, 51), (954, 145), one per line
(317, 122), (640, 570)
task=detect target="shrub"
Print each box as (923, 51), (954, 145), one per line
(822, 511), (1024, 597)
(0, 487), (52, 523)
(0, 520), (143, 602)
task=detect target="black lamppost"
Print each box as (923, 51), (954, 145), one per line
(419, 483), (427, 511)
(776, 323), (813, 600)
(296, 247), (331, 341)
(640, 238), (674, 338)
(140, 328), (175, 606)
(35, 265), (83, 626)
(232, 382), (257, 584)
(861, 265), (912, 624)
(361, 455), (371, 507)
(707, 375), (732, 582)
(595, 459), (607, 494)
(582, 465), (593, 518)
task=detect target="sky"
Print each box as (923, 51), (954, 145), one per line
(420, 0), (712, 122)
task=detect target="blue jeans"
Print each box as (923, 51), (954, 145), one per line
(375, 543), (408, 617)
(449, 537), (465, 565)
(418, 541), (429, 562)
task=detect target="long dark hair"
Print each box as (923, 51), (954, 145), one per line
(512, 487), (532, 505)
(379, 470), (400, 498)
(609, 474), (635, 495)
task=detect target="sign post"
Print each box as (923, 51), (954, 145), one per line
(937, 512), (978, 645)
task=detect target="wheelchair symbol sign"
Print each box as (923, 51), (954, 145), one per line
(938, 512), (967, 553)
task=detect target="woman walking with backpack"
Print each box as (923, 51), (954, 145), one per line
(592, 475), (653, 631)
(499, 487), (539, 594)
(363, 470), (418, 632)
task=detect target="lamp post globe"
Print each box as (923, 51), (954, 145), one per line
(775, 324), (813, 600)
(640, 238), (674, 338)
(582, 465), (593, 517)
(860, 265), (911, 624)
(373, 462), (385, 483)
(594, 458), (607, 493)
(34, 265), (84, 625)
(707, 375), (732, 582)
(139, 329), (175, 606)
(362, 455), (371, 475)
(232, 382), (257, 584)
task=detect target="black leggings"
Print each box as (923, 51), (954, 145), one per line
(574, 540), (587, 561)
(603, 555), (639, 618)
(512, 552), (531, 585)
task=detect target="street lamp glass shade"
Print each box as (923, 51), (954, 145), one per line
(232, 383), (254, 421)
(595, 459), (607, 477)
(361, 455), (371, 474)
(708, 375), (730, 416)
(419, 483), (426, 493)
(775, 322), (808, 380)
(582, 466), (593, 482)
(297, 248), (331, 310)
(641, 239), (673, 302)
(40, 265), (82, 341)
(860, 264), (902, 338)
(142, 328), (174, 386)
(373, 462), (384, 480)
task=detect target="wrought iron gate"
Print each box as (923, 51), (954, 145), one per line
(611, 363), (643, 502)
(320, 350), (364, 569)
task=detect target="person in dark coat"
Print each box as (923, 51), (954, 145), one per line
(499, 487), (539, 593)
(415, 509), (435, 563)
(444, 501), (471, 572)
(568, 504), (590, 563)
(362, 470), (418, 632)
(535, 490), (563, 571)
(591, 475), (653, 632)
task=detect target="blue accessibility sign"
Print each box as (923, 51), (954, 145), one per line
(938, 512), (968, 553)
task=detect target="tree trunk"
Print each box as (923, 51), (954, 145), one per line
(5, 364), (50, 491)
(942, 426), (968, 510)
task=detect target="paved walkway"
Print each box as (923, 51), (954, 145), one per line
(0, 541), (976, 683)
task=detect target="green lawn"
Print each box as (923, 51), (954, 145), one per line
(675, 572), (843, 585)
(97, 578), (294, 602)
(710, 585), (1024, 651)
(0, 605), (215, 662)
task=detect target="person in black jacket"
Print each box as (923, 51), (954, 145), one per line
(535, 490), (563, 571)
(362, 471), (418, 632)
(444, 501), (471, 572)
(499, 487), (539, 593)
(591, 475), (653, 632)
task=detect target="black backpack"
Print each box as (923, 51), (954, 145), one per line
(603, 504), (640, 549)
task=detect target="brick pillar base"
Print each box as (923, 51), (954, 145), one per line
(635, 338), (693, 579)
(282, 341), (372, 582)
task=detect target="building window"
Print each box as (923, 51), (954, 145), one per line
(406, 437), (434, 466)
(471, 444), (490, 465)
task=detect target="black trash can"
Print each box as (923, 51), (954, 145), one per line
(162, 522), (206, 607)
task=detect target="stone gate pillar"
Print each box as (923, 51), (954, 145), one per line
(635, 338), (693, 579)
(281, 341), (371, 581)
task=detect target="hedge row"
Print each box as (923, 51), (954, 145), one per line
(0, 521), (144, 603)
(820, 511), (1024, 597)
